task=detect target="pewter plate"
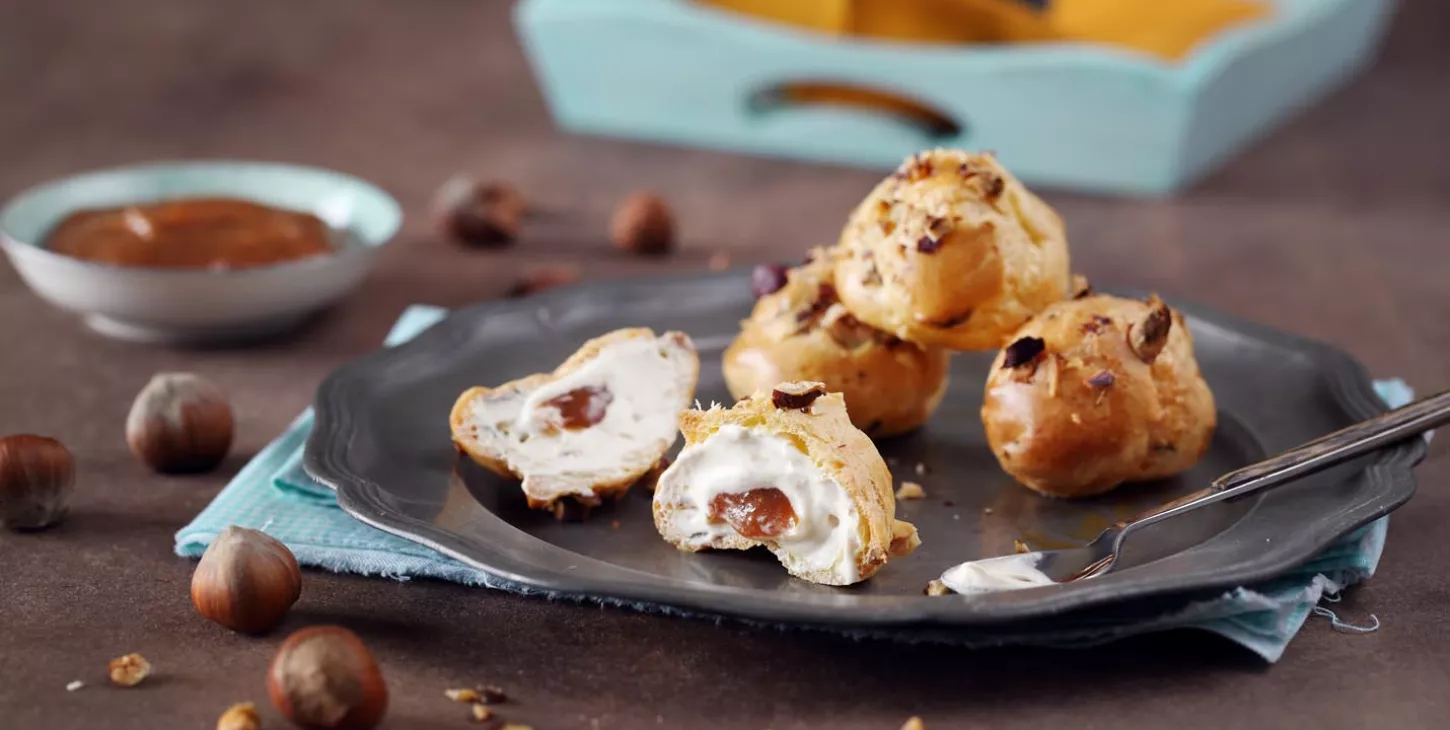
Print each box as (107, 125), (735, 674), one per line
(305, 270), (1424, 630)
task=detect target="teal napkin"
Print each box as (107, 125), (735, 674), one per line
(174, 305), (1415, 662)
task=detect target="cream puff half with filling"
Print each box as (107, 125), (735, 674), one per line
(451, 328), (699, 514)
(652, 382), (920, 585)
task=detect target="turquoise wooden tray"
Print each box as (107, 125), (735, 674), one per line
(514, 0), (1393, 197)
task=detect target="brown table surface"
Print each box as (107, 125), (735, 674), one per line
(2, 1), (1448, 728)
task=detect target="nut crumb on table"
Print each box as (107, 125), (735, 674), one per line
(108, 653), (151, 687)
(895, 481), (926, 500)
(216, 702), (260, 730)
(446, 688), (482, 703)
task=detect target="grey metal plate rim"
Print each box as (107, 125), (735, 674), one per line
(305, 269), (1425, 629)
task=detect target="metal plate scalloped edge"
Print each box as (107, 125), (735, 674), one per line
(305, 270), (1425, 629)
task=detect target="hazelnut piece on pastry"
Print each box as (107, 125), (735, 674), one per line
(981, 295), (1216, 498)
(653, 381), (920, 586)
(834, 149), (1071, 351)
(451, 328), (699, 513)
(723, 248), (950, 438)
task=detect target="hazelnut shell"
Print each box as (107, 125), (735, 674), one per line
(610, 193), (674, 255)
(433, 175), (527, 248)
(0, 434), (76, 531)
(126, 373), (234, 474)
(268, 626), (388, 730)
(191, 525), (302, 634)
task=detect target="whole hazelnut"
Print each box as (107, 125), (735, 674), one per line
(192, 525), (302, 634)
(434, 175), (527, 248)
(0, 434), (76, 531)
(610, 192), (674, 255)
(126, 373), (234, 474)
(268, 626), (388, 730)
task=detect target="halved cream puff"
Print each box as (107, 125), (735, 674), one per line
(653, 382), (920, 585)
(451, 328), (699, 514)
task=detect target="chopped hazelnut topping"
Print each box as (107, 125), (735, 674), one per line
(447, 688), (483, 703)
(65, 680), (84, 692)
(479, 685), (509, 704)
(793, 283), (837, 328)
(108, 653), (152, 688)
(1081, 314), (1113, 334)
(1013, 539), (1031, 554)
(862, 259), (883, 286)
(822, 305), (876, 350)
(500, 724), (534, 730)
(471, 704), (494, 723)
(1071, 274), (1093, 299)
(894, 154), (934, 182)
(916, 236), (942, 254)
(984, 175), (1005, 199)
(1128, 296), (1173, 363)
(1001, 337), (1046, 369)
(771, 384), (826, 411)
(895, 482), (926, 500)
(902, 716), (927, 730)
(925, 580), (951, 597)
(750, 264), (789, 299)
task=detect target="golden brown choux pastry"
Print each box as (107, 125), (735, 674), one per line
(981, 294), (1216, 498)
(653, 382), (920, 585)
(723, 248), (950, 438)
(834, 149), (1071, 351)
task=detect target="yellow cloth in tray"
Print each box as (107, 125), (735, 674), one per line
(700, 0), (1269, 61)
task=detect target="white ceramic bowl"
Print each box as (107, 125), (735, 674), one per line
(0, 160), (402, 343)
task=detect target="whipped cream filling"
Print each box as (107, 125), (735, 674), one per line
(659, 424), (863, 584)
(939, 552), (1054, 595)
(465, 335), (692, 500)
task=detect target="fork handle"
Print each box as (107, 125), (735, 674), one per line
(1129, 389), (1450, 530)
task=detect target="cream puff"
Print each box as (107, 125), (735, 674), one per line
(723, 249), (950, 437)
(834, 149), (1071, 351)
(981, 294), (1216, 498)
(653, 382), (920, 585)
(451, 328), (699, 514)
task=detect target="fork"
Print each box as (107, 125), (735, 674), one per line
(1017, 389), (1450, 585)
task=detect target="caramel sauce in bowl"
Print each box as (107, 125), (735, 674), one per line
(45, 198), (338, 270)
(0, 161), (401, 343)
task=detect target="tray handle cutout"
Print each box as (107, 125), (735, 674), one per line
(746, 80), (964, 142)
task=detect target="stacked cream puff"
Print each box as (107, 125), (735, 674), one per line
(724, 148), (1215, 497)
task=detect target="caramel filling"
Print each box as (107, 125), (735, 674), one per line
(540, 385), (613, 430)
(708, 487), (798, 539)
